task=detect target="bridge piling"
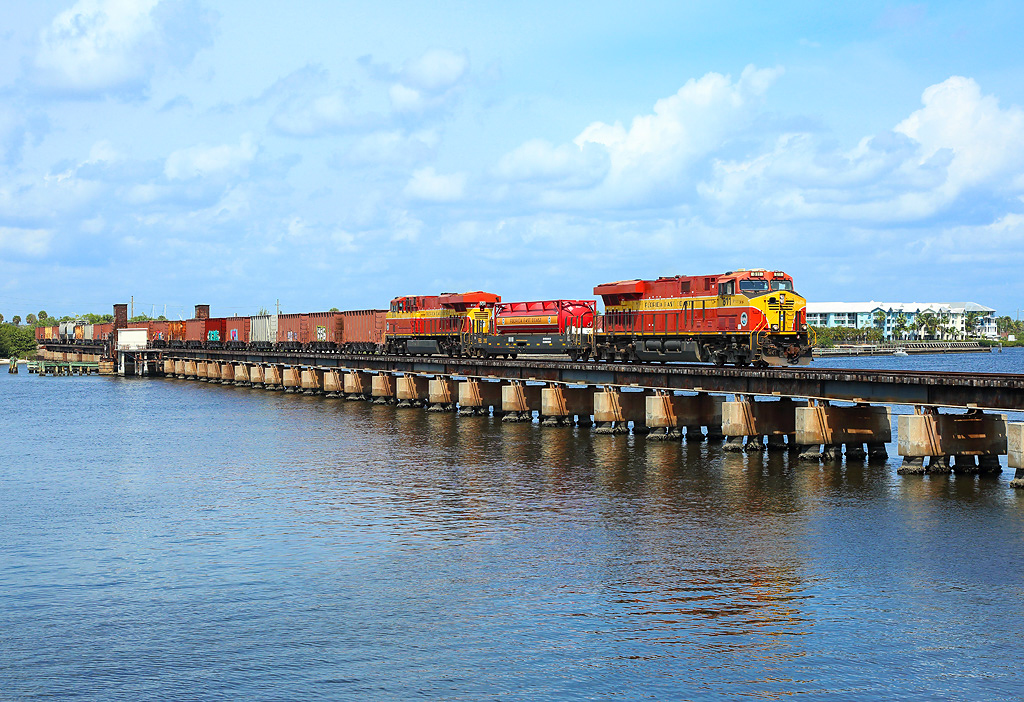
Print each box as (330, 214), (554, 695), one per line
(646, 392), (723, 442)
(372, 372), (396, 404)
(219, 363), (235, 385)
(897, 409), (1007, 475)
(250, 364), (265, 388)
(457, 379), (502, 416)
(1008, 424), (1024, 488)
(396, 374), (429, 407)
(427, 377), (456, 412)
(541, 385), (595, 427)
(795, 403), (891, 464)
(283, 367), (302, 393)
(234, 363), (249, 386)
(344, 371), (371, 400)
(301, 368), (324, 395)
(723, 396), (804, 453)
(324, 369), (343, 397)
(594, 388), (649, 435)
(501, 381), (542, 423)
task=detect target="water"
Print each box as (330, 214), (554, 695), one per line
(2, 352), (1024, 701)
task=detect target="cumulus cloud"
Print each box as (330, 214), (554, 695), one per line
(495, 65), (782, 208)
(699, 76), (1024, 224)
(164, 135), (258, 180)
(0, 109), (49, 166)
(30, 0), (215, 99)
(0, 227), (53, 257)
(388, 49), (468, 114)
(341, 129), (439, 167)
(403, 167), (466, 202)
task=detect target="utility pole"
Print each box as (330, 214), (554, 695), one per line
(276, 299), (280, 316)
(130, 296), (134, 319)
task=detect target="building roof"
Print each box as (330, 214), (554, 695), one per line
(807, 301), (995, 315)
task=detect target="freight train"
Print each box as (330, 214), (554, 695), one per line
(35, 268), (813, 366)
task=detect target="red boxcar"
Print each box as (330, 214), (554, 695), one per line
(185, 319), (206, 347)
(224, 316), (250, 346)
(277, 313), (309, 348)
(493, 300), (596, 335)
(340, 310), (387, 351)
(307, 311), (343, 349)
(204, 317), (227, 344)
(93, 323), (113, 342)
(148, 321), (170, 342)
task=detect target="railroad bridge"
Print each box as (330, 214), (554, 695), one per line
(73, 346), (1021, 488)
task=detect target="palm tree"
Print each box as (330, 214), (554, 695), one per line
(12, 315), (21, 326)
(894, 313), (907, 340)
(873, 310), (887, 336)
(964, 311), (982, 338)
(917, 312), (937, 340)
(38, 311), (48, 321)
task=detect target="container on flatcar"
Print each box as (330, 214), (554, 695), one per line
(276, 313), (309, 349)
(493, 300), (596, 335)
(74, 325), (84, 341)
(249, 314), (278, 350)
(83, 324), (94, 341)
(224, 316), (250, 349)
(340, 310), (387, 352)
(307, 311), (343, 350)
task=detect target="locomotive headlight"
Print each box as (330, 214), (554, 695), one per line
(801, 323), (808, 331)
(780, 293), (787, 304)
(771, 324), (780, 331)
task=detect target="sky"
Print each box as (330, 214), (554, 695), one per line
(2, 0), (1024, 320)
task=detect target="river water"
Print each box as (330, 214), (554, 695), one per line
(2, 351), (1024, 701)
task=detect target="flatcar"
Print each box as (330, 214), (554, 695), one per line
(463, 299), (596, 359)
(593, 269), (812, 366)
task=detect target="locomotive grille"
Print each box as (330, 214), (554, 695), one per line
(767, 301), (795, 310)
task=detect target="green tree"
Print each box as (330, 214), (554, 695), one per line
(12, 315), (21, 326)
(916, 312), (938, 340)
(329, 307), (340, 312)
(38, 311), (48, 320)
(894, 313), (908, 340)
(0, 324), (37, 359)
(964, 311), (982, 338)
(0, 313), (5, 324)
(128, 314), (152, 323)
(26, 313), (37, 326)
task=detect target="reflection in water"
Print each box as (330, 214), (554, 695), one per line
(2, 371), (1024, 701)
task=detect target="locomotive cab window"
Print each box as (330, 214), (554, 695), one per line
(718, 281), (735, 296)
(770, 280), (793, 291)
(739, 280), (769, 293)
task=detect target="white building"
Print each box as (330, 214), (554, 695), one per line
(806, 301), (997, 340)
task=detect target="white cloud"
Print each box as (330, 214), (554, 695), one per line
(164, 135), (258, 180)
(31, 0), (214, 98)
(344, 129), (439, 167)
(0, 227), (53, 257)
(403, 167), (466, 202)
(698, 76), (1024, 224)
(389, 49), (468, 113)
(495, 65), (782, 208)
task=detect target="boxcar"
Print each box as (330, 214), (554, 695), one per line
(340, 310), (387, 353)
(249, 314), (278, 351)
(224, 316), (250, 349)
(277, 313), (309, 350)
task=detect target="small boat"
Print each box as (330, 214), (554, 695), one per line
(893, 348), (909, 356)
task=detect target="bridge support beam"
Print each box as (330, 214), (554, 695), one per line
(301, 368), (324, 395)
(1009, 423), (1024, 488)
(428, 377), (456, 412)
(645, 392), (723, 441)
(397, 374), (429, 407)
(283, 367), (302, 393)
(344, 371), (371, 400)
(234, 363), (250, 386)
(795, 404), (891, 463)
(457, 379), (502, 416)
(162, 359), (175, 376)
(372, 372), (396, 404)
(501, 381), (543, 422)
(250, 364), (265, 388)
(219, 363), (235, 385)
(184, 360), (197, 379)
(264, 365), (283, 390)
(173, 360), (185, 378)
(897, 410), (1007, 475)
(196, 361), (210, 381)
(594, 388), (649, 434)
(722, 397), (805, 452)
(540, 385), (595, 427)
(324, 369), (343, 397)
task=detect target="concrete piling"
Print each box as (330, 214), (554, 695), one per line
(427, 377), (456, 411)
(723, 397), (804, 452)
(795, 403), (891, 463)
(540, 385), (595, 427)
(344, 371), (371, 400)
(396, 374), (429, 407)
(372, 373), (396, 404)
(457, 379), (502, 416)
(897, 410), (1007, 475)
(594, 388), (649, 434)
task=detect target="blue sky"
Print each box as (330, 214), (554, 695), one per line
(2, 1), (1024, 319)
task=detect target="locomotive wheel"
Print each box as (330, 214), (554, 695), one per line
(569, 351), (580, 362)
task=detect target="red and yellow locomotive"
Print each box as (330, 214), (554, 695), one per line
(593, 269), (812, 366)
(385, 291), (501, 355)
